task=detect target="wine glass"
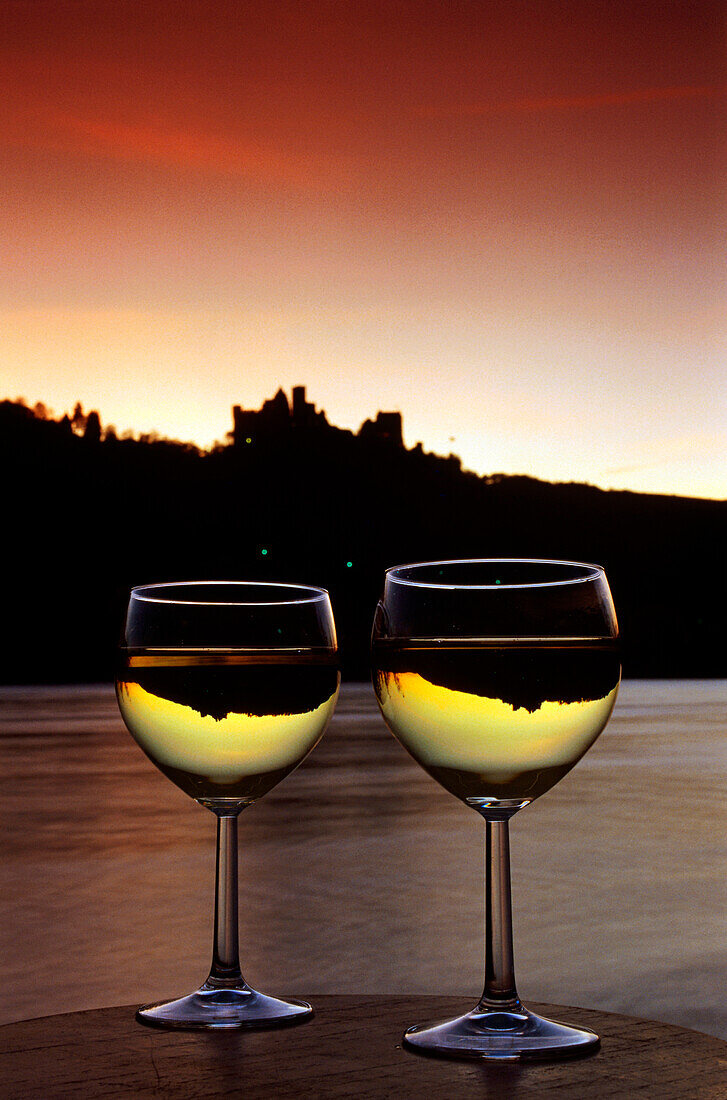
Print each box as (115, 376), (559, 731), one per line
(115, 580), (339, 1029)
(372, 559), (620, 1061)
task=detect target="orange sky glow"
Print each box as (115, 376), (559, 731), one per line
(1, 0), (725, 498)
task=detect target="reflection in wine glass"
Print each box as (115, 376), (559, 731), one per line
(116, 581), (339, 1029)
(372, 559), (620, 1060)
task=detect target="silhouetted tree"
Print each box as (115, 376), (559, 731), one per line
(84, 411), (102, 443)
(71, 402), (86, 434)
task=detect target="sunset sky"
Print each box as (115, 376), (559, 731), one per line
(2, 0), (725, 498)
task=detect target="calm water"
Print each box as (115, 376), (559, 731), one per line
(1, 681), (725, 1039)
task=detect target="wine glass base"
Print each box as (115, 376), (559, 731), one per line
(403, 1003), (600, 1062)
(136, 982), (313, 1030)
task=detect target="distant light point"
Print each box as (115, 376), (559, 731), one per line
(346, 561), (353, 568)
(261, 548), (268, 556)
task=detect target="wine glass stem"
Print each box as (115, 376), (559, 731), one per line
(480, 818), (521, 1011)
(208, 812), (244, 986)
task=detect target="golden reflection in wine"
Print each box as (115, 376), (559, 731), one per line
(116, 651), (339, 801)
(118, 679), (335, 779)
(374, 643), (619, 803)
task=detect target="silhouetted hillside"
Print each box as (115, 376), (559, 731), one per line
(2, 393), (724, 682)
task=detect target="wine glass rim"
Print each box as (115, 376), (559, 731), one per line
(385, 558), (605, 590)
(129, 580), (331, 606)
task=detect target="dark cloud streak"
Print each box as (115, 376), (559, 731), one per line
(416, 83), (727, 118)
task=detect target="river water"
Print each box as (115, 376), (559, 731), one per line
(1, 681), (725, 1038)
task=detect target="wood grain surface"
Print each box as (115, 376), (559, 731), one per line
(1, 996), (725, 1098)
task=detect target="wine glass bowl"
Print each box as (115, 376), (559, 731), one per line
(372, 559), (620, 1060)
(116, 581), (339, 1029)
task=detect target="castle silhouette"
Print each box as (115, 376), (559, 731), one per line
(232, 386), (404, 449)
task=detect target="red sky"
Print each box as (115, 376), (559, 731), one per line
(2, 0), (725, 497)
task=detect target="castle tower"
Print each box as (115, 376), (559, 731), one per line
(358, 410), (403, 448)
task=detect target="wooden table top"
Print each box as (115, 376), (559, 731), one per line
(1, 995), (725, 1098)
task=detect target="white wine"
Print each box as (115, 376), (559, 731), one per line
(116, 649), (339, 802)
(373, 639), (620, 804)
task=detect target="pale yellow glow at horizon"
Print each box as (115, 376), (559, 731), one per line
(3, 303), (723, 499)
